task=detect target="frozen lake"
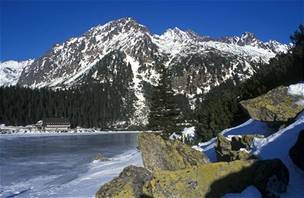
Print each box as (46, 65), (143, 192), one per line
(0, 133), (143, 198)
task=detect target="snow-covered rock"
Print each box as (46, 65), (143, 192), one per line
(288, 82), (304, 97)
(196, 93), (304, 197)
(0, 59), (34, 86)
(181, 126), (195, 142)
(169, 132), (182, 140)
(252, 112), (304, 198)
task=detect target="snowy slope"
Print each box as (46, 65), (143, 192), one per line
(197, 83), (304, 198)
(196, 112), (304, 198)
(252, 112), (304, 198)
(0, 60), (34, 86)
(194, 119), (272, 162)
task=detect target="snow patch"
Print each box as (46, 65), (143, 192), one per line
(0, 59), (34, 86)
(125, 55), (149, 126)
(198, 119), (271, 162)
(182, 126), (195, 139)
(288, 83), (304, 97)
(169, 132), (182, 140)
(224, 186), (261, 198)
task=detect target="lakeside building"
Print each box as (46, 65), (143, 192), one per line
(41, 118), (71, 131)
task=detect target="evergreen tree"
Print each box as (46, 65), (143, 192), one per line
(148, 65), (182, 137)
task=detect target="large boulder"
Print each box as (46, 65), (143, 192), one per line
(138, 133), (209, 171)
(289, 130), (304, 171)
(240, 86), (304, 122)
(95, 165), (152, 198)
(143, 159), (289, 198)
(216, 134), (257, 162)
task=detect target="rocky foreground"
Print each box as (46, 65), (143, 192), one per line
(95, 84), (304, 198)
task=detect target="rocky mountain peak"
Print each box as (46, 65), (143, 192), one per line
(241, 31), (257, 40)
(14, 17), (290, 91)
(161, 27), (194, 42)
(220, 31), (260, 47)
(239, 31), (259, 46)
(87, 17), (150, 39)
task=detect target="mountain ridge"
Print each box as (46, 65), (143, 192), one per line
(1, 17), (290, 88)
(0, 17), (292, 126)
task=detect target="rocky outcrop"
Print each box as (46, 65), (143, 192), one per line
(137, 133), (209, 171)
(289, 130), (304, 171)
(216, 134), (258, 162)
(95, 165), (152, 198)
(143, 159), (289, 198)
(240, 86), (304, 122)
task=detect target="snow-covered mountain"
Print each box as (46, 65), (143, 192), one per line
(0, 59), (34, 87)
(16, 17), (289, 89)
(1, 17), (291, 126)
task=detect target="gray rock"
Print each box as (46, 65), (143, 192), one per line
(216, 134), (257, 162)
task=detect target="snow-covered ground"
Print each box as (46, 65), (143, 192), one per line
(288, 82), (304, 97)
(252, 112), (304, 197)
(193, 119), (272, 162)
(224, 186), (261, 198)
(196, 111), (304, 197)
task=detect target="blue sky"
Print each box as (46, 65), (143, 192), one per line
(0, 0), (303, 61)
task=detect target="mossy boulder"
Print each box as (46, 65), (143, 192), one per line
(216, 134), (257, 162)
(95, 165), (152, 198)
(289, 130), (304, 171)
(240, 86), (304, 122)
(138, 133), (209, 171)
(143, 159), (289, 198)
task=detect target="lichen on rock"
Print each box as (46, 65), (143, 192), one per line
(143, 159), (289, 198)
(216, 134), (258, 162)
(240, 86), (304, 122)
(95, 165), (152, 198)
(137, 132), (209, 171)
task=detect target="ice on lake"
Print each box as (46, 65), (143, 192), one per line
(0, 133), (142, 198)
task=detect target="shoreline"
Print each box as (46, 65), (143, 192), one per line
(0, 130), (150, 138)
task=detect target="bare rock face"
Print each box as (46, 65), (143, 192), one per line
(143, 159), (289, 198)
(95, 165), (152, 198)
(216, 134), (258, 162)
(137, 133), (209, 171)
(289, 130), (304, 171)
(240, 86), (304, 122)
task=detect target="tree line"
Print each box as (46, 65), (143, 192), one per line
(0, 83), (132, 128)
